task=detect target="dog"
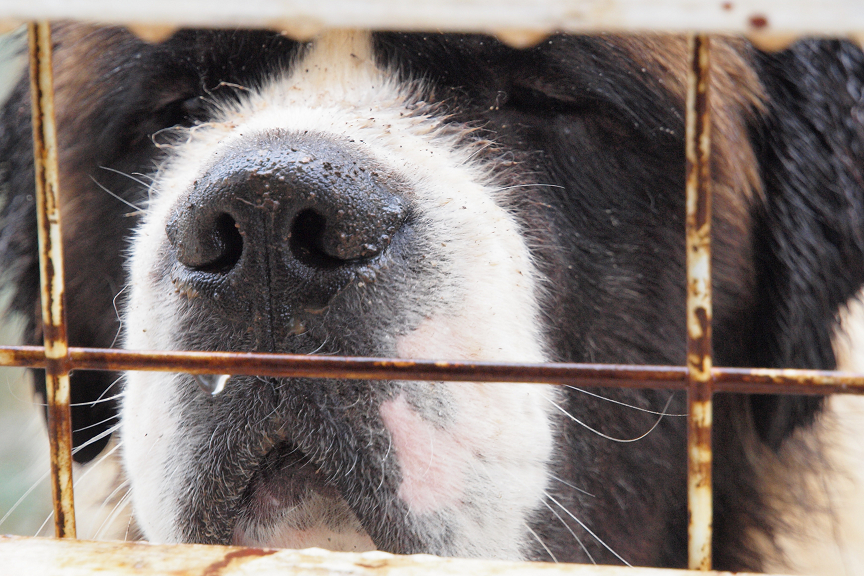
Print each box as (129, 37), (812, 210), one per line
(2, 24), (864, 573)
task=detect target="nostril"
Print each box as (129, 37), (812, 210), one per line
(168, 211), (244, 273)
(289, 209), (345, 269)
(201, 214), (244, 272)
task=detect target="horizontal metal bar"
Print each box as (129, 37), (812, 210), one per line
(2, 345), (864, 395)
(0, 345), (688, 388)
(0, 535), (794, 576)
(0, 0), (862, 39)
(711, 367), (864, 394)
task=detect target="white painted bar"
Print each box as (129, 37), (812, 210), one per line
(0, 536), (793, 576)
(0, 0), (860, 37)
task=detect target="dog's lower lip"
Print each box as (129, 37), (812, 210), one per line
(232, 441), (376, 551)
(240, 443), (336, 522)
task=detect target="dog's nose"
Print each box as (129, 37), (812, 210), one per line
(165, 131), (406, 332)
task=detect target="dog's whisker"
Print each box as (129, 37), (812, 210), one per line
(307, 337), (330, 356)
(564, 387), (686, 417)
(92, 375), (125, 405)
(110, 286), (130, 348)
(35, 509), (53, 537)
(72, 392), (125, 408)
(124, 508), (135, 541)
(497, 183), (566, 191)
(1, 426), (123, 535)
(525, 524), (557, 563)
(544, 393), (673, 443)
(549, 475), (595, 498)
(495, 461), (598, 564)
(93, 486), (133, 541)
(72, 423), (123, 458)
(72, 440), (123, 489)
(0, 469), (51, 531)
(73, 413), (120, 435)
(97, 165), (153, 189)
(545, 491), (631, 567)
(4, 375), (41, 407)
(541, 499), (595, 564)
(88, 175), (146, 214)
(29, 392), (125, 409)
(93, 495), (132, 541)
(214, 81), (251, 92)
(2, 422), (121, 519)
(89, 478), (130, 537)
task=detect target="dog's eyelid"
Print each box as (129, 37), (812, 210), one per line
(504, 80), (596, 116)
(180, 95), (209, 117)
(147, 91), (210, 131)
(512, 77), (578, 103)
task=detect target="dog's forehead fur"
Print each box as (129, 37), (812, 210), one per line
(4, 24), (864, 574)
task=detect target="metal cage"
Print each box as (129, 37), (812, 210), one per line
(1, 2), (864, 575)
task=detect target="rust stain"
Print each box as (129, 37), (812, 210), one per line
(28, 21), (75, 540)
(355, 556), (390, 569)
(685, 33), (713, 572)
(749, 14), (769, 29)
(201, 547), (278, 575)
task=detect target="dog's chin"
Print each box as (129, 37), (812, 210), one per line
(231, 442), (377, 552)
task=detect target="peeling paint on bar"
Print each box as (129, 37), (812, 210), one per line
(1, 1), (864, 35)
(28, 21), (76, 539)
(0, 535), (798, 576)
(685, 33), (713, 572)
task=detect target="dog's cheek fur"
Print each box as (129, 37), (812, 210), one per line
(120, 373), (187, 541)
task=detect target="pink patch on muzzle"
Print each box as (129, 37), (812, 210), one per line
(379, 394), (466, 514)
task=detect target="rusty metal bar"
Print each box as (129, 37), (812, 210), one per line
(3, 345), (864, 394)
(711, 367), (864, 393)
(685, 33), (713, 571)
(27, 21), (76, 539)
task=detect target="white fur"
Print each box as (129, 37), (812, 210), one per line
(122, 30), (555, 558)
(760, 290), (864, 575)
(232, 489), (376, 552)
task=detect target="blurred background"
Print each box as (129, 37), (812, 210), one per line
(0, 27), (66, 538)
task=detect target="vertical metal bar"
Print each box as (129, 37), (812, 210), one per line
(28, 21), (76, 539)
(685, 33), (713, 571)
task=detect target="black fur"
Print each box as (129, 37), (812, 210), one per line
(749, 40), (864, 446)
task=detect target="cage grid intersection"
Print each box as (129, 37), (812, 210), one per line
(2, 11), (863, 576)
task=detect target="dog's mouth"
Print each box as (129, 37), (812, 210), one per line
(231, 441), (376, 551)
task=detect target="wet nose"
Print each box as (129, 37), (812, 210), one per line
(165, 130), (406, 336)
